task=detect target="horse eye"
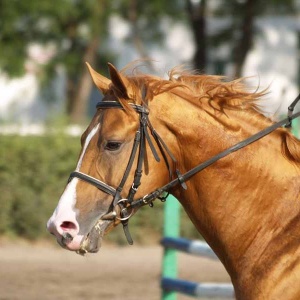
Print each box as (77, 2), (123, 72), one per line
(105, 141), (122, 151)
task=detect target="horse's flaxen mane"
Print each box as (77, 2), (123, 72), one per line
(116, 68), (300, 164)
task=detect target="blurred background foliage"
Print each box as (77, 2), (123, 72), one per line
(1, 0), (298, 123)
(0, 134), (200, 243)
(0, 0), (299, 244)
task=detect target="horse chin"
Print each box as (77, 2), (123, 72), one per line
(76, 219), (113, 255)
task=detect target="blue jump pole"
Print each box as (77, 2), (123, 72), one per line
(161, 237), (218, 260)
(160, 197), (235, 299)
(161, 278), (234, 298)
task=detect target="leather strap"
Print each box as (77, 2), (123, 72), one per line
(69, 93), (300, 245)
(69, 171), (117, 196)
(131, 107), (300, 209)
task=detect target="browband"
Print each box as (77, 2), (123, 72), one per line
(96, 101), (149, 114)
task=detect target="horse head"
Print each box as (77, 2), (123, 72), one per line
(47, 63), (172, 254)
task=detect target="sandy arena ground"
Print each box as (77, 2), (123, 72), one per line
(0, 240), (232, 300)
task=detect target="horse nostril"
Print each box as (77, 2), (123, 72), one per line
(60, 221), (77, 231)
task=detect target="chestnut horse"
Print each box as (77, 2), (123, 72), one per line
(47, 63), (300, 300)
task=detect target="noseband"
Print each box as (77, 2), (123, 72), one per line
(69, 93), (300, 245)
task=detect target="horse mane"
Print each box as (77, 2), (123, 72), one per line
(122, 67), (265, 113)
(117, 66), (300, 164)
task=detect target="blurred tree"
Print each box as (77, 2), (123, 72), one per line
(117, 0), (185, 71)
(212, 0), (297, 77)
(230, 0), (260, 78)
(0, 0), (297, 123)
(121, 0), (296, 76)
(0, 0), (111, 123)
(186, 0), (207, 72)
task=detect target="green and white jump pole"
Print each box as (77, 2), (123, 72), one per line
(160, 195), (234, 299)
(161, 195), (181, 300)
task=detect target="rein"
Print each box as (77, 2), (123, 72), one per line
(69, 94), (300, 245)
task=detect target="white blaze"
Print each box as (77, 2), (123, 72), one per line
(76, 124), (100, 171)
(47, 124), (100, 234)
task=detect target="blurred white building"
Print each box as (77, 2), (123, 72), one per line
(0, 43), (65, 125)
(243, 17), (300, 115)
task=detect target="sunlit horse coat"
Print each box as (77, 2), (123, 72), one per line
(48, 63), (300, 300)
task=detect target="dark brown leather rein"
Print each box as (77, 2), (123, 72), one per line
(68, 94), (300, 245)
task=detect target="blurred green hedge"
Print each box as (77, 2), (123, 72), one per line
(0, 133), (200, 244)
(0, 134), (79, 239)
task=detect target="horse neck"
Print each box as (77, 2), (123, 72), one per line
(154, 95), (300, 297)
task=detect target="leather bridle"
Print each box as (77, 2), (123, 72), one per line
(69, 98), (183, 244)
(68, 93), (300, 245)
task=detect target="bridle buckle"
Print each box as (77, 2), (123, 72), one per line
(115, 199), (134, 221)
(131, 183), (139, 192)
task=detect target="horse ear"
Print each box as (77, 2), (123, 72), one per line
(86, 62), (111, 94)
(107, 62), (134, 99)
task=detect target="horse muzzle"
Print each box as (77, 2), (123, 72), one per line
(75, 215), (119, 255)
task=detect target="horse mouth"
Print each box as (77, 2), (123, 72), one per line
(76, 219), (113, 255)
